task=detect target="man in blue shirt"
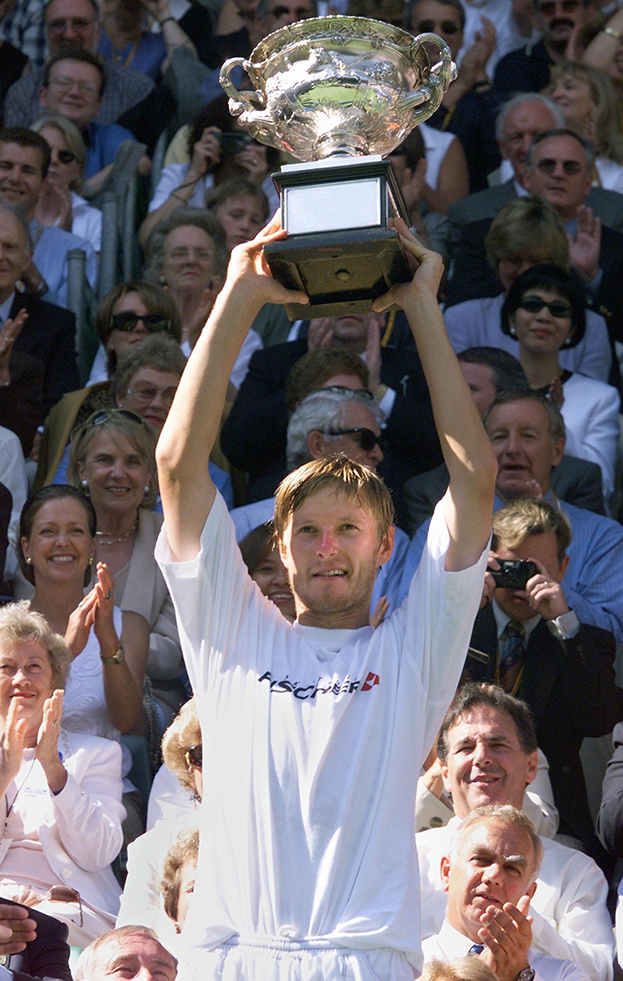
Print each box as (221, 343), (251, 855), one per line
(401, 389), (623, 641)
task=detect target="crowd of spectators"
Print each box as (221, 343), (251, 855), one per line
(1, 0), (623, 976)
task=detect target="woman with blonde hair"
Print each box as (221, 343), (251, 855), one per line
(117, 698), (202, 953)
(421, 958), (497, 981)
(31, 115), (102, 252)
(550, 62), (623, 192)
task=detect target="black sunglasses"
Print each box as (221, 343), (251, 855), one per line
(326, 427), (384, 452)
(56, 149), (76, 164)
(535, 158), (584, 175)
(85, 408), (146, 429)
(416, 19), (460, 33)
(185, 744), (202, 769)
(518, 295), (572, 318)
(110, 311), (171, 333)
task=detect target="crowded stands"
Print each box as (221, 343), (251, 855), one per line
(2, 0), (623, 976)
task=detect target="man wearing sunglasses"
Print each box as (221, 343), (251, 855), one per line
(155, 215), (496, 980)
(494, 0), (598, 96)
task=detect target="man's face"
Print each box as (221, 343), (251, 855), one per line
(535, 0), (595, 52)
(440, 704), (538, 816)
(523, 135), (592, 221)
(92, 934), (177, 980)
(263, 0), (314, 31)
(493, 531), (568, 621)
(485, 399), (564, 501)
(0, 210), (32, 303)
(46, 0), (99, 53)
(459, 363), (496, 418)
(329, 312), (384, 354)
(40, 58), (102, 131)
(410, 0), (464, 60)
(279, 485), (394, 627)
(0, 142), (44, 219)
(310, 401), (384, 470)
(442, 818), (537, 942)
(498, 102), (558, 185)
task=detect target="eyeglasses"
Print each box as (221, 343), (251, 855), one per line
(55, 149), (77, 165)
(165, 248), (215, 262)
(110, 312), (171, 333)
(48, 76), (100, 94)
(269, 4), (312, 15)
(416, 19), (460, 33)
(125, 385), (178, 407)
(325, 427), (384, 452)
(537, 0), (588, 13)
(535, 158), (584, 175)
(47, 16), (95, 33)
(518, 295), (572, 318)
(321, 386), (375, 400)
(185, 744), (202, 769)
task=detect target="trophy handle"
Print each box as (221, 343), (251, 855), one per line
(219, 57), (265, 114)
(397, 33), (457, 124)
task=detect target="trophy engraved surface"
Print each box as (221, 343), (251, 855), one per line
(220, 16), (456, 160)
(220, 16), (457, 316)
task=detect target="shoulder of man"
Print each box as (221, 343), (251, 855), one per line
(448, 181), (516, 226)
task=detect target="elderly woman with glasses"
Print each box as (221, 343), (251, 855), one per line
(501, 263), (620, 503)
(31, 115), (102, 253)
(0, 601), (124, 946)
(66, 409), (185, 752)
(117, 697), (201, 953)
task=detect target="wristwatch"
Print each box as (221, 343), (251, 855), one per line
(100, 645), (125, 665)
(516, 968), (535, 981)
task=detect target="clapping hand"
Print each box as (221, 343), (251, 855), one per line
(478, 894), (534, 981)
(0, 309), (28, 386)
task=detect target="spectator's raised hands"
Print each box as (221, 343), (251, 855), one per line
(189, 127), (222, 180)
(520, 555), (570, 621)
(568, 205), (600, 283)
(0, 309), (27, 386)
(307, 318), (334, 352)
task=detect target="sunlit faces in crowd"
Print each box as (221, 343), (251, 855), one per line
(40, 55), (103, 131)
(485, 398), (564, 501)
(523, 133), (592, 221)
(0, 141), (46, 218)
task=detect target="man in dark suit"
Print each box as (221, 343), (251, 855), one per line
(466, 496), (623, 857)
(403, 347), (605, 534)
(0, 203), (78, 448)
(0, 898), (72, 981)
(220, 311), (442, 518)
(446, 129), (623, 345)
(446, 93), (623, 234)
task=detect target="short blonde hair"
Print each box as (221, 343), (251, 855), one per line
(160, 823), (199, 925)
(421, 959), (498, 981)
(67, 410), (157, 510)
(162, 697), (201, 793)
(492, 498), (571, 564)
(274, 456), (394, 542)
(485, 198), (569, 273)
(0, 601), (72, 690)
(31, 114), (87, 191)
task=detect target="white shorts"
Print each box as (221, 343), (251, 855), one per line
(178, 938), (415, 981)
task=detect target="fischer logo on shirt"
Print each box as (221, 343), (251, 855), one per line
(258, 670), (380, 699)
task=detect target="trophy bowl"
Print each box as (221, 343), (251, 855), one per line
(219, 16), (456, 161)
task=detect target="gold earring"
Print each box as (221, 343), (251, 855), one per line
(26, 557), (32, 565)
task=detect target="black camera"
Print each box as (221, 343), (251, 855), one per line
(487, 559), (537, 590)
(219, 132), (254, 157)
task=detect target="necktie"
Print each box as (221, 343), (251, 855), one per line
(498, 619), (525, 693)
(468, 944), (484, 956)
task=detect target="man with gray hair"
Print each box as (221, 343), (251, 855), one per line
(422, 805), (588, 980)
(231, 387), (411, 614)
(75, 926), (177, 981)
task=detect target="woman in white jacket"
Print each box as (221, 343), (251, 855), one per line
(0, 602), (124, 946)
(501, 264), (620, 505)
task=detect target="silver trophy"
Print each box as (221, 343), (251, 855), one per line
(220, 16), (456, 316)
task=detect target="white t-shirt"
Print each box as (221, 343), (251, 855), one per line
(155, 491), (488, 970)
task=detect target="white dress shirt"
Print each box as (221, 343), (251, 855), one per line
(417, 818), (614, 979)
(423, 919), (589, 980)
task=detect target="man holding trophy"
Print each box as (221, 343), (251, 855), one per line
(155, 15), (497, 981)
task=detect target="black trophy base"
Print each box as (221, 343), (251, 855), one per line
(263, 226), (410, 319)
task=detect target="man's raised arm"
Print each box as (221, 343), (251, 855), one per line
(156, 218), (308, 561)
(373, 221), (497, 571)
